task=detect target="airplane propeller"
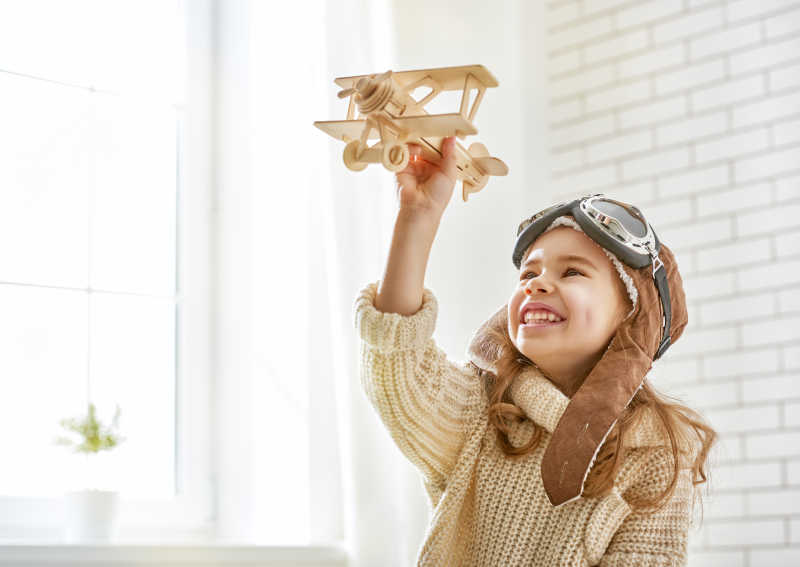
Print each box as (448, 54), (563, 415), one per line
(337, 70), (393, 99)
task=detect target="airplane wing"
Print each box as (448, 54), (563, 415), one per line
(333, 64), (498, 91)
(313, 113), (477, 142)
(390, 113), (478, 137)
(313, 119), (376, 141)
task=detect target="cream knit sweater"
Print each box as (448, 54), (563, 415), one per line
(354, 280), (699, 567)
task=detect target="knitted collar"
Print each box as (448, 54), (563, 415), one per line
(508, 364), (673, 449)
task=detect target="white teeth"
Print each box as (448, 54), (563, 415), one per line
(524, 310), (564, 323)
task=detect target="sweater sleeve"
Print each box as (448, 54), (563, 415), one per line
(598, 448), (695, 567)
(353, 280), (484, 492)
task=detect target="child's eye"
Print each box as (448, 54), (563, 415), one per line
(522, 267), (583, 279)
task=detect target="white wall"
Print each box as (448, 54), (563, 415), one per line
(545, 1), (800, 566)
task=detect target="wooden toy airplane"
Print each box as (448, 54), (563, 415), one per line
(313, 64), (509, 202)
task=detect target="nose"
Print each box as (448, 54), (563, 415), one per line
(523, 274), (554, 295)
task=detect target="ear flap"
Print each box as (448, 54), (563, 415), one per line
(540, 319), (652, 506)
(540, 241), (689, 506)
(466, 302), (509, 374)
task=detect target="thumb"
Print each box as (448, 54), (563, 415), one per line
(439, 136), (458, 181)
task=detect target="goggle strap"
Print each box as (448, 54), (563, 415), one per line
(652, 253), (664, 278)
(652, 253), (672, 361)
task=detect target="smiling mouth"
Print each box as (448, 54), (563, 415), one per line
(520, 319), (567, 329)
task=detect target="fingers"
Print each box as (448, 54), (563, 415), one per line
(397, 155), (424, 177)
(396, 139), (456, 181)
(398, 145), (430, 177)
(396, 155), (424, 189)
(395, 170), (413, 186)
(407, 143), (422, 165)
(439, 136), (458, 181)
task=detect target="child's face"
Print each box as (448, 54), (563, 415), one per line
(507, 226), (631, 398)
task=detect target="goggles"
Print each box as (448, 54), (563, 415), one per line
(512, 193), (672, 361)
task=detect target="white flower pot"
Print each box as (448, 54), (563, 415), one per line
(62, 489), (120, 543)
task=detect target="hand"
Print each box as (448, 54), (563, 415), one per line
(394, 136), (458, 217)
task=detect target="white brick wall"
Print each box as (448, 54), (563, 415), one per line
(546, 1), (800, 565)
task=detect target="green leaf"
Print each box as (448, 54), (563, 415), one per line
(54, 402), (126, 454)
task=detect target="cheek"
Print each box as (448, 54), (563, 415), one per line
(512, 289), (525, 312)
(579, 309), (595, 329)
(566, 293), (598, 329)
(560, 290), (581, 315)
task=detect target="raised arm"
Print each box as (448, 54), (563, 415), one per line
(354, 137), (485, 502)
(376, 135), (459, 315)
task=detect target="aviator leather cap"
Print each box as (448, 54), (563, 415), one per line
(466, 214), (689, 506)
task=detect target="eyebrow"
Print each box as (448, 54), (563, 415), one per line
(521, 254), (598, 271)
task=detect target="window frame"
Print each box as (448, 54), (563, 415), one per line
(0, 0), (215, 542)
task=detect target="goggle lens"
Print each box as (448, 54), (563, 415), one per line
(592, 198), (648, 238)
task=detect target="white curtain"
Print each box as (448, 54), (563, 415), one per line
(296, 2), (429, 563)
(215, 0), (423, 564)
(215, 0), (549, 564)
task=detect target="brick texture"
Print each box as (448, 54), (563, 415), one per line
(546, 1), (800, 563)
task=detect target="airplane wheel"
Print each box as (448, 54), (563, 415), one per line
(343, 140), (368, 171)
(382, 142), (409, 172)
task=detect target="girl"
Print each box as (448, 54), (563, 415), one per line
(354, 136), (717, 566)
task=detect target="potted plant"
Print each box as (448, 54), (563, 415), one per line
(54, 402), (126, 543)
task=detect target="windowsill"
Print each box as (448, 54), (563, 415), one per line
(0, 542), (349, 566)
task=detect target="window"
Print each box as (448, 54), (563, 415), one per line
(0, 0), (213, 541)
